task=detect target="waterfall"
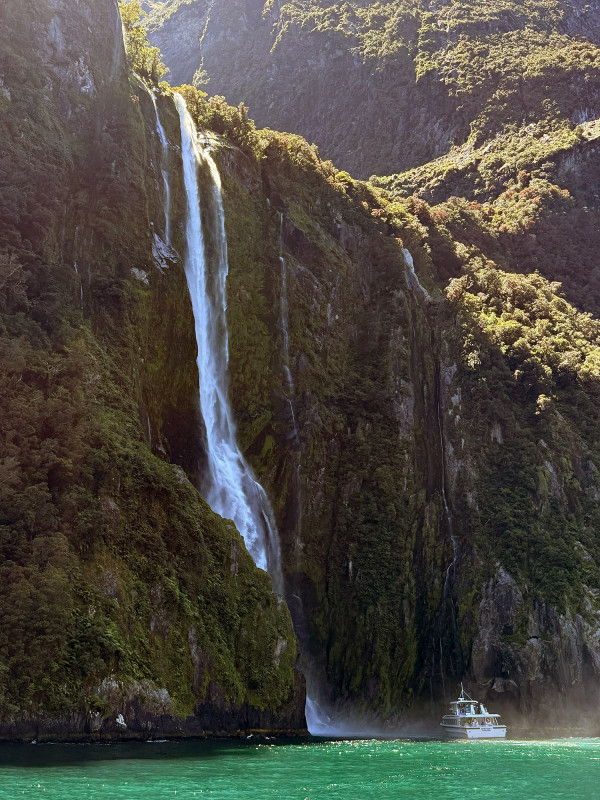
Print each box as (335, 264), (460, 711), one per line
(277, 217), (341, 735)
(73, 226), (84, 311)
(402, 247), (456, 592)
(174, 93), (282, 594)
(402, 248), (430, 301)
(438, 391), (458, 598)
(112, 0), (125, 82)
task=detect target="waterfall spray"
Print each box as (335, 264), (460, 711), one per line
(174, 93), (282, 594)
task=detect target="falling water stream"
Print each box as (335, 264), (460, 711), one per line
(72, 225), (84, 311)
(136, 77), (172, 247)
(174, 93), (283, 593)
(439, 392), (458, 599)
(402, 249), (457, 595)
(148, 91), (171, 246)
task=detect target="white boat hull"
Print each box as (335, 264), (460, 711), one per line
(441, 724), (507, 740)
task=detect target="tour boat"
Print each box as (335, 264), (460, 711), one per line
(440, 685), (507, 739)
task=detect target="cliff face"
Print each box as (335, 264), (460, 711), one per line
(146, 0), (600, 179)
(210, 128), (600, 728)
(0, 0), (304, 740)
(5, 0), (600, 738)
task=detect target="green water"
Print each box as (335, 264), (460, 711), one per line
(0, 737), (598, 799)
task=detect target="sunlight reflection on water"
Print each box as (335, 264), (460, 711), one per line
(0, 737), (599, 799)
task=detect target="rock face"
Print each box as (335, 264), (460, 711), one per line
(471, 568), (600, 728)
(201, 120), (600, 729)
(4, 0), (600, 738)
(0, 0), (305, 741)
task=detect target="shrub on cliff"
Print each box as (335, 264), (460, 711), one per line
(119, 0), (168, 87)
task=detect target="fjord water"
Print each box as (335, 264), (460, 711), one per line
(1, 738), (599, 799)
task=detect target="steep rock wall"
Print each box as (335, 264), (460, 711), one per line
(0, 0), (304, 740)
(188, 115), (600, 729)
(5, 0), (600, 737)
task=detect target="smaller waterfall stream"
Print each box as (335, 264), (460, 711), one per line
(402, 248), (430, 301)
(138, 80), (172, 246)
(278, 213), (299, 445)
(112, 0), (125, 81)
(175, 93), (282, 594)
(438, 393), (458, 599)
(402, 248), (457, 594)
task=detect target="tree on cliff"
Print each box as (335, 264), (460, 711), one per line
(118, 0), (168, 87)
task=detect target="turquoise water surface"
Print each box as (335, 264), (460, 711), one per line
(0, 737), (598, 799)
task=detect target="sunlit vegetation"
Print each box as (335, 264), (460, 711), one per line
(146, 0), (600, 179)
(4, 0), (600, 724)
(119, 0), (169, 87)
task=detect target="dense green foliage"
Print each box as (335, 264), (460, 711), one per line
(5, 0), (600, 729)
(170, 60), (600, 716)
(0, 0), (299, 731)
(146, 0), (600, 179)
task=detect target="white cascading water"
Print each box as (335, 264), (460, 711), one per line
(135, 75), (172, 247)
(402, 248), (430, 301)
(174, 93), (283, 595)
(112, 0), (125, 82)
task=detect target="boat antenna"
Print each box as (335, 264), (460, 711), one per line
(460, 681), (474, 701)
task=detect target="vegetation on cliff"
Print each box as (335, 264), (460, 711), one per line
(4, 0), (600, 731)
(170, 69), (600, 718)
(0, 0), (300, 734)
(145, 0), (600, 179)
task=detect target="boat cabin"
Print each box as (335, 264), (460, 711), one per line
(440, 685), (507, 738)
(449, 699), (490, 716)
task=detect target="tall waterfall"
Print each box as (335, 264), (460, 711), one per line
(174, 93), (282, 594)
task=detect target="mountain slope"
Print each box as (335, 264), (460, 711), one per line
(145, 0), (600, 178)
(4, 0), (600, 737)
